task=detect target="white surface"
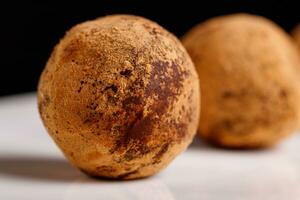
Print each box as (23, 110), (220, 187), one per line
(0, 93), (300, 200)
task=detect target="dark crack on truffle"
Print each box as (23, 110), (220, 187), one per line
(120, 69), (132, 77)
(116, 169), (139, 179)
(104, 84), (118, 93)
(152, 143), (170, 164)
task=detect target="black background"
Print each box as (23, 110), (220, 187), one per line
(1, 1), (299, 96)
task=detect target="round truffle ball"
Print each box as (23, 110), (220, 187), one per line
(182, 14), (300, 148)
(38, 15), (199, 179)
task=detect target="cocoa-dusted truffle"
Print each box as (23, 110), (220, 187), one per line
(182, 14), (300, 148)
(38, 15), (200, 179)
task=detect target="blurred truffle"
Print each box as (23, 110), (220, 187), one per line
(182, 14), (300, 148)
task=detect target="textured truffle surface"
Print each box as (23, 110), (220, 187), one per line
(38, 15), (199, 179)
(182, 14), (300, 148)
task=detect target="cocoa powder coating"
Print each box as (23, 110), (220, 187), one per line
(182, 14), (300, 148)
(38, 15), (200, 179)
